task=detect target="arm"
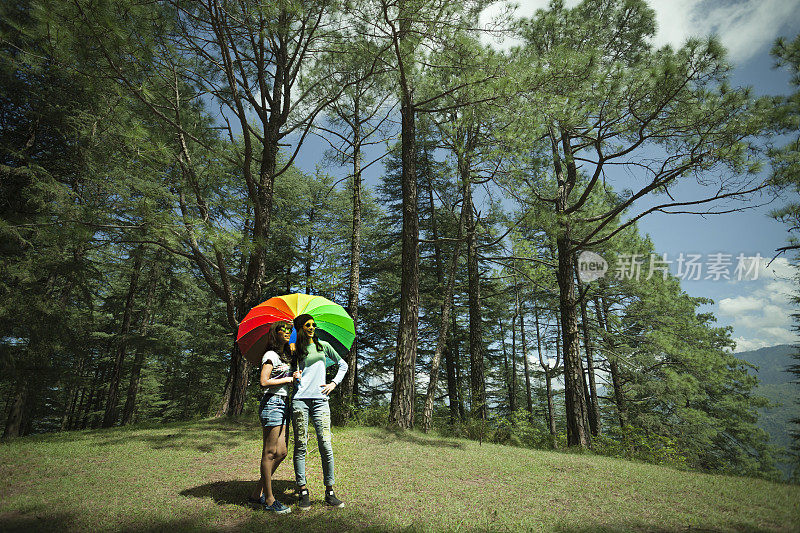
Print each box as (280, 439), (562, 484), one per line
(290, 344), (302, 380)
(320, 344), (348, 395)
(331, 356), (348, 386)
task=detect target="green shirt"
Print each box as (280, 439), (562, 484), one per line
(294, 340), (348, 399)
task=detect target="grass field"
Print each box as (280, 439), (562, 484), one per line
(1, 417), (798, 532)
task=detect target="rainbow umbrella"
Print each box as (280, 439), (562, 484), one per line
(236, 293), (355, 366)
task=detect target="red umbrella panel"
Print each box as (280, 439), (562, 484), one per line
(236, 300), (293, 366)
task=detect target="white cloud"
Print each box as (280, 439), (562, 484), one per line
(762, 326), (800, 343)
(765, 279), (796, 302)
(481, 0), (800, 64)
(714, 255), (798, 351)
(731, 328), (798, 352)
(719, 295), (763, 314)
(732, 336), (775, 352)
(753, 256), (798, 301)
(648, 0), (698, 49)
(726, 255), (796, 285)
(736, 304), (792, 329)
(761, 256), (798, 281)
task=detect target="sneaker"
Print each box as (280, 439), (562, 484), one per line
(297, 489), (311, 511)
(324, 489), (344, 508)
(266, 500), (292, 514)
(247, 495), (265, 507)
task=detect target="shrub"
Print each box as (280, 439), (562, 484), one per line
(437, 411), (552, 449)
(351, 403), (391, 428)
(594, 425), (689, 468)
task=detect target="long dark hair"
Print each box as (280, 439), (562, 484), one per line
(265, 321), (292, 364)
(293, 313), (322, 366)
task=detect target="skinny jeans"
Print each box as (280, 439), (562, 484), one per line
(292, 398), (334, 487)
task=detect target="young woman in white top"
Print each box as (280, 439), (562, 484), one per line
(248, 321), (293, 514)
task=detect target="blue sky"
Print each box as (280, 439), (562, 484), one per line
(481, 0), (800, 352)
(636, 1), (799, 352)
(289, 0), (800, 353)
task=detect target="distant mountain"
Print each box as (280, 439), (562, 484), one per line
(736, 344), (797, 385)
(735, 344), (798, 479)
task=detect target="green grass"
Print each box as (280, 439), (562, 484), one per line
(1, 418), (798, 532)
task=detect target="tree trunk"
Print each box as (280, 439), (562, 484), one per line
(519, 302), (533, 423)
(61, 352), (87, 431)
(90, 360), (111, 428)
(72, 351), (93, 431)
(544, 369), (556, 448)
(217, 131), (279, 417)
(452, 313), (465, 421)
(445, 330), (460, 423)
(71, 384), (87, 431)
(579, 348), (593, 436)
(551, 125), (591, 448)
(351, 360), (359, 403)
(305, 209), (314, 294)
(512, 306), (518, 410)
(103, 246), (144, 428)
(556, 232), (591, 447)
(120, 337), (146, 426)
(81, 359), (102, 429)
(575, 262), (600, 436)
(217, 340), (251, 417)
(510, 273), (519, 415)
(421, 194), (467, 431)
(535, 308), (557, 448)
(389, 84), (419, 429)
(595, 295), (627, 427)
(122, 259), (159, 425)
(465, 179), (486, 421)
(344, 122), (362, 408)
(500, 321), (517, 414)
(3, 377), (27, 439)
(500, 321), (513, 415)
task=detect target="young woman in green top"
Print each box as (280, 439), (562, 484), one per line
(291, 313), (348, 510)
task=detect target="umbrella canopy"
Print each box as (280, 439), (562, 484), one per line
(236, 293), (355, 366)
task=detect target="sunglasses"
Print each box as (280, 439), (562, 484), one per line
(304, 322), (317, 328)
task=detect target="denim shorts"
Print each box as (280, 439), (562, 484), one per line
(259, 393), (291, 427)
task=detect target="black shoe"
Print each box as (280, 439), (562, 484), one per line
(298, 488), (311, 510)
(325, 489), (344, 508)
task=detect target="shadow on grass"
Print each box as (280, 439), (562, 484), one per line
(139, 428), (253, 453)
(180, 479), (295, 507)
(179, 480), (387, 532)
(3, 511), (384, 533)
(1, 509), (784, 533)
(372, 426), (465, 449)
(0, 511), (76, 532)
(131, 512), (387, 533)
(9, 417), (261, 453)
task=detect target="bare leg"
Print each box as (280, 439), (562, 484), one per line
(272, 424), (288, 476)
(250, 427), (269, 501)
(253, 425), (289, 506)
